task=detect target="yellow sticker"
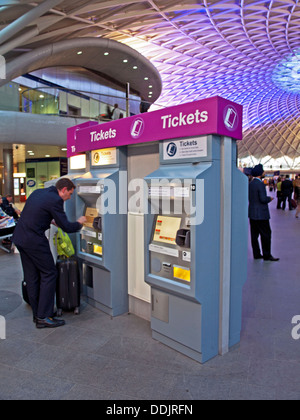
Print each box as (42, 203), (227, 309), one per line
(173, 266), (191, 282)
(94, 245), (103, 256)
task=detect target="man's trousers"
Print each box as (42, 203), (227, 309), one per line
(250, 219), (272, 259)
(17, 244), (57, 319)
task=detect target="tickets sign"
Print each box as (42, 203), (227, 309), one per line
(67, 96), (243, 157)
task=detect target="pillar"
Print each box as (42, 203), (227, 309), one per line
(3, 148), (14, 199)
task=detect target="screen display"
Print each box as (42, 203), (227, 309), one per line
(153, 216), (181, 245)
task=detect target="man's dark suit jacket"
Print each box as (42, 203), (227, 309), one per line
(13, 186), (81, 250)
(248, 178), (272, 220)
(281, 179), (293, 196)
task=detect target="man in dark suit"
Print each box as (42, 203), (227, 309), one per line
(281, 175), (294, 210)
(248, 164), (279, 262)
(13, 178), (86, 329)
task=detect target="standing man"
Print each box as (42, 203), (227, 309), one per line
(111, 103), (121, 120)
(13, 178), (86, 329)
(248, 164), (279, 262)
(281, 175), (294, 211)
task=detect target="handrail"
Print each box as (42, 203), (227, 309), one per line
(20, 86), (165, 120)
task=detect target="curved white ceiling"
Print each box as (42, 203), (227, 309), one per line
(0, 0), (300, 167)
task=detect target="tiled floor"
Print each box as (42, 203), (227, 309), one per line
(0, 197), (299, 400)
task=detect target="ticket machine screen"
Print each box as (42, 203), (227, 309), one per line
(150, 215), (191, 285)
(153, 216), (181, 245)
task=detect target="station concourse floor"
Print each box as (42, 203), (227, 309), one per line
(0, 197), (299, 401)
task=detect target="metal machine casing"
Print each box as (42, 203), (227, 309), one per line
(144, 135), (248, 363)
(75, 147), (128, 317)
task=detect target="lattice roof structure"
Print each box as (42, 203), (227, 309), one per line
(0, 0), (300, 169)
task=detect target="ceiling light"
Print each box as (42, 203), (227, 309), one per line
(39, 94), (44, 98)
(144, 77), (149, 81)
(61, 148), (67, 151)
(104, 52), (109, 56)
(273, 53), (300, 92)
(45, 155), (51, 158)
(77, 51), (83, 55)
(27, 151), (33, 153)
(123, 59), (128, 63)
(149, 85), (153, 88)
(133, 66), (138, 70)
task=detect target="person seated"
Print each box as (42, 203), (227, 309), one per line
(0, 194), (21, 221)
(0, 196), (16, 244)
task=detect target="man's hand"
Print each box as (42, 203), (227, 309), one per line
(77, 216), (87, 225)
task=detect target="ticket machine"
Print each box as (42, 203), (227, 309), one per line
(75, 147), (128, 316)
(144, 135), (248, 363)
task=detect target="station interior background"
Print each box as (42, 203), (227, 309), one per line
(1, 0), (300, 200)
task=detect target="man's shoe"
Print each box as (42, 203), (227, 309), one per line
(36, 317), (65, 329)
(33, 312), (58, 323)
(264, 256), (280, 262)
(254, 255), (263, 260)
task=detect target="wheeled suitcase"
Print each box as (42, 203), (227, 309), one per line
(22, 280), (30, 305)
(56, 256), (80, 316)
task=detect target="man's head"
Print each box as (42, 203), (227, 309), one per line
(56, 178), (76, 202)
(5, 194), (13, 203)
(252, 164), (265, 178)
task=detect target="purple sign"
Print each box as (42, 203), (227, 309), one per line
(67, 96), (243, 157)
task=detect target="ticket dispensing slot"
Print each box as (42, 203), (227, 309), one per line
(81, 207), (103, 258)
(77, 184), (104, 262)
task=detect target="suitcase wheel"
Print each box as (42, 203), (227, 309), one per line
(74, 307), (80, 315)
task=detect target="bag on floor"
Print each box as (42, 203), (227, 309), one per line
(291, 199), (297, 209)
(22, 280), (30, 305)
(56, 255), (80, 315)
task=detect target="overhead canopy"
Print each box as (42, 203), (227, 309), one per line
(0, 37), (162, 103)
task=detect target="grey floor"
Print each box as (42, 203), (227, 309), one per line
(0, 196), (299, 400)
